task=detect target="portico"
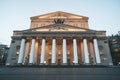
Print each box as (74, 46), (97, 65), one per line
(17, 36), (101, 65)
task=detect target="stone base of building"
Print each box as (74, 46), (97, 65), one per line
(17, 63), (23, 66)
(51, 63), (56, 65)
(0, 66), (120, 80)
(28, 63), (35, 66)
(62, 63), (68, 65)
(6, 64), (112, 68)
(39, 63), (45, 65)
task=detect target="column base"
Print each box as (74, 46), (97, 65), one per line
(92, 62), (97, 65)
(28, 63), (34, 65)
(96, 63), (102, 65)
(109, 63), (113, 66)
(51, 63), (56, 65)
(84, 63), (90, 65)
(62, 63), (67, 65)
(74, 63), (79, 65)
(39, 63), (45, 65)
(22, 63), (26, 65)
(17, 63), (22, 66)
(6, 63), (10, 66)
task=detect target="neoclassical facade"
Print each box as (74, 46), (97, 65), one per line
(6, 11), (113, 66)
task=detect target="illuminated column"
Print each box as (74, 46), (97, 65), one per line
(93, 38), (101, 64)
(52, 38), (56, 64)
(23, 41), (29, 64)
(40, 38), (46, 64)
(29, 38), (35, 64)
(18, 38), (26, 64)
(83, 38), (90, 64)
(73, 38), (78, 64)
(63, 38), (67, 64)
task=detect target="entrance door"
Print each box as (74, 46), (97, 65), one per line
(48, 59), (51, 65)
(67, 59), (71, 65)
(58, 59), (61, 65)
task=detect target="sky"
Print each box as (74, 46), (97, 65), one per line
(0, 0), (120, 46)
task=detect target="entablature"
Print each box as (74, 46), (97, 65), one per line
(12, 31), (106, 39)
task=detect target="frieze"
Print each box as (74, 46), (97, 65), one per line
(12, 30), (106, 39)
(22, 31), (96, 37)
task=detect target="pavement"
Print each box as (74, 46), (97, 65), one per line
(0, 66), (120, 80)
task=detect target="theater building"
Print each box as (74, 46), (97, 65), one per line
(6, 11), (113, 66)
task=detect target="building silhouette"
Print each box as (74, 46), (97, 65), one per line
(108, 34), (120, 65)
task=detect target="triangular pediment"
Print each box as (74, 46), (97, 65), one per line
(24, 24), (96, 33)
(31, 11), (88, 19)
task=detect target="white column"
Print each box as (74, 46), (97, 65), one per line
(23, 42), (29, 64)
(63, 38), (67, 64)
(40, 38), (46, 64)
(18, 38), (26, 64)
(93, 39), (101, 63)
(83, 38), (90, 64)
(52, 38), (56, 64)
(73, 39), (78, 64)
(29, 38), (35, 64)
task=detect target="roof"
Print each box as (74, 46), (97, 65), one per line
(30, 11), (89, 20)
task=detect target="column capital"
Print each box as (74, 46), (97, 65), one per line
(93, 36), (97, 39)
(62, 37), (68, 40)
(31, 36), (36, 39)
(89, 37), (97, 42)
(83, 37), (87, 39)
(41, 37), (46, 39)
(21, 36), (26, 39)
(63, 37), (67, 39)
(52, 37), (56, 39)
(25, 39), (30, 43)
(72, 37), (77, 39)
